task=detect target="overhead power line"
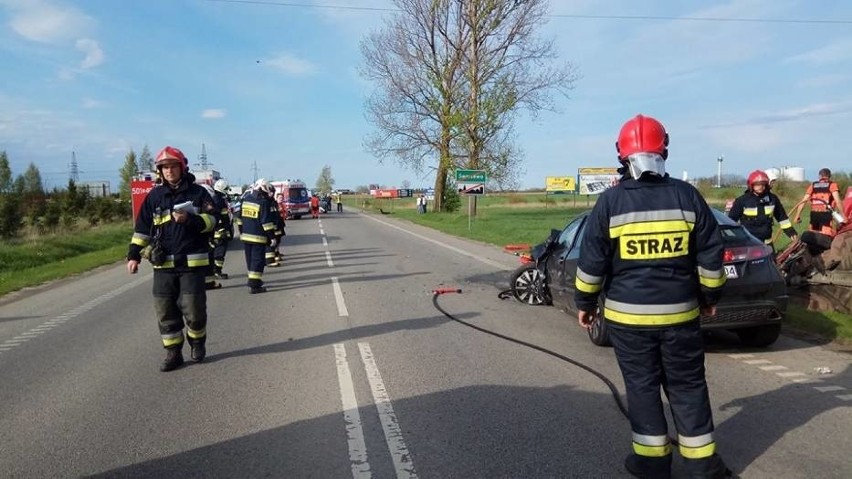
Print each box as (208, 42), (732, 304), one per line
(201, 0), (852, 25)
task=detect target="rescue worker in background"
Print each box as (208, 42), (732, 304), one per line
(765, 170), (778, 189)
(575, 115), (730, 479)
(232, 192), (244, 236)
(792, 168), (847, 236)
(240, 178), (277, 294)
(310, 193), (320, 219)
(263, 182), (285, 267)
(334, 192), (343, 212)
(728, 170), (797, 249)
(126, 146), (217, 371)
(211, 179), (233, 279)
(201, 183), (222, 289)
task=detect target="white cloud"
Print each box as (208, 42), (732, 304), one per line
(57, 67), (75, 81)
(82, 97), (105, 109)
(201, 109), (226, 119)
(309, 0), (391, 32)
(704, 123), (785, 152)
(699, 100), (852, 153)
(4, 0), (93, 44)
(262, 53), (317, 76)
(796, 74), (851, 88)
(76, 38), (103, 69)
(785, 37), (852, 65)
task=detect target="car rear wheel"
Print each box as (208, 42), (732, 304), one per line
(587, 309), (611, 347)
(509, 265), (551, 305)
(735, 323), (781, 347)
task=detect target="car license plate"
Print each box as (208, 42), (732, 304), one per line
(724, 264), (738, 279)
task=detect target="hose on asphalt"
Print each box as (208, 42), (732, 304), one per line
(431, 288), (628, 418)
(432, 288), (700, 453)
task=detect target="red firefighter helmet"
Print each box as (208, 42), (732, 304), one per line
(155, 146), (188, 172)
(616, 114), (669, 161)
(747, 170), (770, 190)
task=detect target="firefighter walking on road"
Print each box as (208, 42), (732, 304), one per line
(126, 146), (217, 372)
(240, 179), (277, 294)
(575, 115), (731, 479)
(211, 179), (233, 279)
(263, 183), (285, 267)
(728, 170), (798, 250)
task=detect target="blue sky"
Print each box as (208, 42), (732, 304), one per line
(1, 0), (851, 192)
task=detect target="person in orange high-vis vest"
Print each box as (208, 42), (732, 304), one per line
(793, 168), (847, 237)
(310, 194), (320, 219)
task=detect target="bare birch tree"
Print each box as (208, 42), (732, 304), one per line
(361, 0), (467, 211)
(361, 0), (577, 210)
(458, 0), (577, 189)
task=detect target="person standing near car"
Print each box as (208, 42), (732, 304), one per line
(126, 146), (217, 372)
(575, 114), (731, 479)
(728, 170), (798, 250)
(792, 168), (847, 237)
(310, 193), (320, 219)
(334, 192), (343, 212)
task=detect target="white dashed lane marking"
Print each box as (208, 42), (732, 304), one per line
(0, 274), (151, 356)
(727, 352), (848, 402)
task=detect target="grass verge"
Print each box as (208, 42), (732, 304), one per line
(785, 304), (852, 347)
(0, 223), (131, 297)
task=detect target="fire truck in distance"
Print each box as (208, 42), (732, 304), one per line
(271, 179), (310, 219)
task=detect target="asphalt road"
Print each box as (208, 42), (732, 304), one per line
(0, 209), (849, 478)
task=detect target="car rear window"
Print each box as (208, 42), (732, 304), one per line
(712, 209), (760, 245)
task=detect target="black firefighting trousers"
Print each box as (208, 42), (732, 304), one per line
(153, 269), (207, 349)
(243, 242), (266, 289)
(213, 236), (228, 272)
(608, 320), (717, 461)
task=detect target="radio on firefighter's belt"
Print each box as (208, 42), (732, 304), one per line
(173, 201), (197, 215)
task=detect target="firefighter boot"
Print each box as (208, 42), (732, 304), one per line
(189, 339), (206, 363)
(250, 286), (268, 294)
(160, 347), (184, 372)
(215, 267), (229, 280)
(624, 453), (672, 479)
(683, 454), (732, 479)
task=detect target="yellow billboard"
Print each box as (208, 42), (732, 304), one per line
(545, 176), (576, 192)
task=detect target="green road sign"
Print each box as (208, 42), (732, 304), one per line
(455, 169), (487, 183)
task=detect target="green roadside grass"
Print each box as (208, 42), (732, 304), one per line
(0, 223), (131, 297)
(352, 195), (852, 346)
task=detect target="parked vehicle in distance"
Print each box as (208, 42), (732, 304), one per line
(509, 209), (787, 348)
(271, 179), (310, 219)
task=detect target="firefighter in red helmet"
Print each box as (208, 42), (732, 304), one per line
(126, 146), (217, 371)
(728, 170), (797, 249)
(575, 115), (731, 478)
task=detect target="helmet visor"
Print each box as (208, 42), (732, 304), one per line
(625, 152), (666, 178)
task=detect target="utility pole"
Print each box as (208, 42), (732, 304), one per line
(69, 151), (79, 183)
(199, 143), (209, 170)
(716, 155), (724, 188)
(251, 161), (259, 183)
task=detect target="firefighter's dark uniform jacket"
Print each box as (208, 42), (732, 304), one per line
(575, 174), (726, 327)
(575, 174), (727, 468)
(128, 173), (217, 269)
(211, 190), (232, 243)
(728, 190), (795, 244)
(239, 189), (276, 245)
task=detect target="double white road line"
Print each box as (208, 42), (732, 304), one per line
(319, 218), (416, 478)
